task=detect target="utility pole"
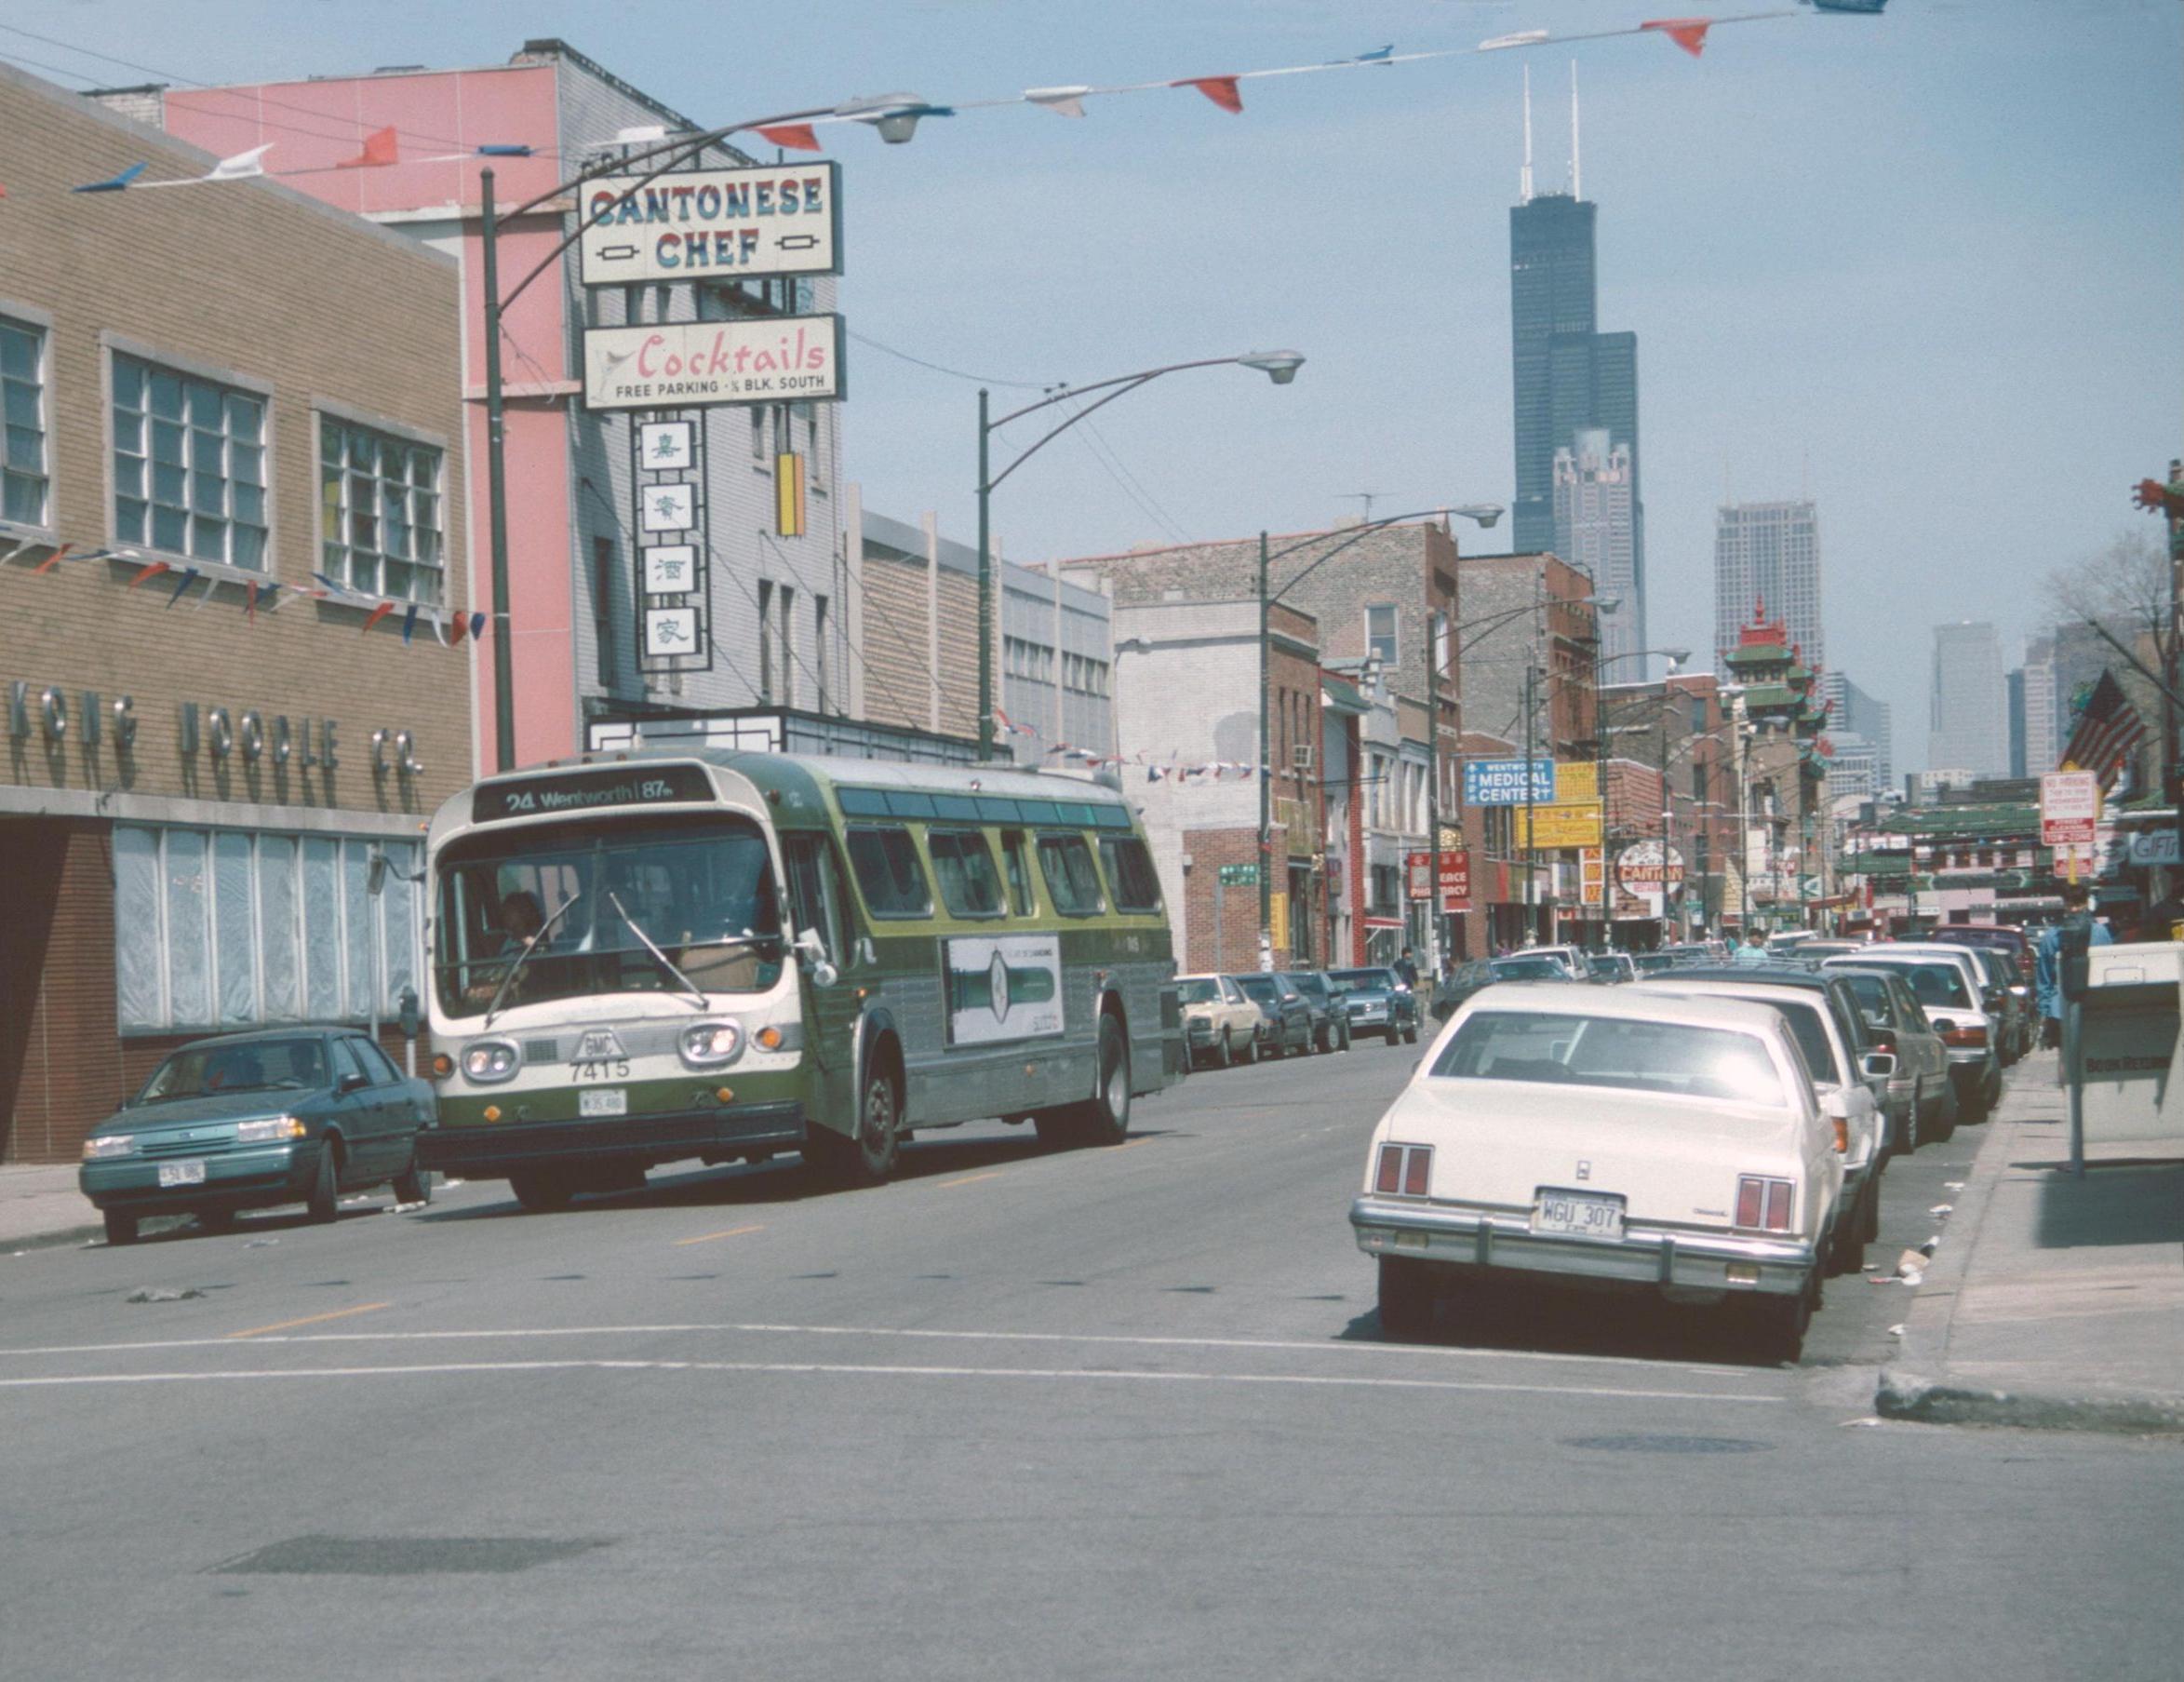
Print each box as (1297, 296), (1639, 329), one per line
(975, 387), (993, 762)
(479, 168), (516, 774)
(1257, 531), (1274, 970)
(1522, 660), (1537, 942)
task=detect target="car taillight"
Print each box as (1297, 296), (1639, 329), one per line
(1736, 1175), (1794, 1232)
(1375, 1143), (1432, 1197)
(1940, 1024), (1988, 1049)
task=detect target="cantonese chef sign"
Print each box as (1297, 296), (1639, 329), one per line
(582, 316), (845, 410)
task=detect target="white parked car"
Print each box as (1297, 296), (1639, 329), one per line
(1629, 975), (1887, 1272)
(1821, 946), (2002, 1119)
(1350, 983), (1846, 1362)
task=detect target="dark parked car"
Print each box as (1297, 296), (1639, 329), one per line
(1288, 972), (1352, 1053)
(1325, 966), (1420, 1045)
(1429, 961), (1498, 1023)
(79, 1029), (435, 1245)
(1231, 973), (1315, 1057)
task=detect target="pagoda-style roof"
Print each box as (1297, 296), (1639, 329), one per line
(1877, 803), (2042, 840)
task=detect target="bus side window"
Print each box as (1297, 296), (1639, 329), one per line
(1036, 832), (1105, 917)
(783, 833), (848, 964)
(844, 826), (933, 919)
(998, 828), (1035, 917)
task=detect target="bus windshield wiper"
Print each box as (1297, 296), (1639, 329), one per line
(606, 891), (709, 1012)
(482, 891), (581, 1029)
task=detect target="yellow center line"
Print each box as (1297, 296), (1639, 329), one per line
(672, 1224), (765, 1246)
(1113, 1137), (1154, 1151)
(937, 1171), (1005, 1190)
(225, 1302), (390, 1341)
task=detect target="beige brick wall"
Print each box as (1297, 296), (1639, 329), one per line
(0, 64), (472, 821)
(858, 550), (982, 743)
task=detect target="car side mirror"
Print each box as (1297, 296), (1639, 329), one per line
(339, 1070), (371, 1095)
(794, 927), (839, 989)
(1860, 1050), (1897, 1080)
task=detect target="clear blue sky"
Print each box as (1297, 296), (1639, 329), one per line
(8, 1), (2178, 769)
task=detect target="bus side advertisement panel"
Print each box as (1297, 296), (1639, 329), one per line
(945, 934), (1065, 1047)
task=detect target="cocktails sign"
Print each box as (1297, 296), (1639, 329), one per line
(583, 316), (844, 411)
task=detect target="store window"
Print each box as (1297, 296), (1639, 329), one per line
(113, 827), (421, 1033)
(319, 414), (445, 604)
(2, 314), (47, 527)
(113, 353), (268, 568)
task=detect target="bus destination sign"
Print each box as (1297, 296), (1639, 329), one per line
(470, 763), (715, 824)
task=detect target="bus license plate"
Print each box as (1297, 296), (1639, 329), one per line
(1532, 1190), (1624, 1242)
(158, 1160), (207, 1188)
(579, 1089), (627, 1118)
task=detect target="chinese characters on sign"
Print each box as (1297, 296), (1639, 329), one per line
(632, 416), (710, 674)
(1406, 850), (1470, 910)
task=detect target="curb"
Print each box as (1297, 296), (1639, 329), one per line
(1875, 1060), (2184, 1436)
(4, 1213), (198, 1256)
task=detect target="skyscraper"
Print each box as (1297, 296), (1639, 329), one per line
(1552, 428), (1641, 666)
(1509, 71), (1643, 650)
(1713, 501), (1822, 672)
(1819, 670), (1893, 789)
(1929, 622), (2010, 775)
(2019, 636), (2058, 774)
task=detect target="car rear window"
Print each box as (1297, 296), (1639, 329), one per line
(1178, 977), (1219, 1004)
(1327, 969), (1393, 992)
(1844, 960), (1970, 1009)
(1431, 1010), (1787, 1108)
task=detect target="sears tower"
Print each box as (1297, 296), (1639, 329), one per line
(1508, 67), (1643, 666)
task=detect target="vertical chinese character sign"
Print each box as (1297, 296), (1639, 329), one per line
(634, 417), (710, 674)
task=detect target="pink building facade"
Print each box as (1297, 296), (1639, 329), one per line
(136, 40), (848, 774)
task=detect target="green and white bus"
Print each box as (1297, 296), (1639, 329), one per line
(418, 751), (1186, 1208)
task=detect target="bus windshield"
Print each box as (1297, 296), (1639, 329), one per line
(435, 814), (782, 1018)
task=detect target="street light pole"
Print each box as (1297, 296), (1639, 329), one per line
(977, 354), (1303, 765)
(1257, 530), (1273, 969)
(479, 168), (516, 774)
(976, 386), (993, 761)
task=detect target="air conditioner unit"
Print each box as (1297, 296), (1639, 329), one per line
(1291, 743), (1316, 772)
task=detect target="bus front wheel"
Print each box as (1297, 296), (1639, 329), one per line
(810, 1066), (903, 1186)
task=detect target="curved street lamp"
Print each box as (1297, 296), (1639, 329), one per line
(978, 352), (1305, 760)
(1254, 504), (1504, 971)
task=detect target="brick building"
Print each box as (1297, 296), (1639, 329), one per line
(1108, 599), (1323, 972)
(1596, 673), (1736, 943)
(0, 63), (473, 1162)
(1056, 519), (1485, 968)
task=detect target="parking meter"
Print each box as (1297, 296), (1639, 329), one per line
(397, 986), (421, 1078)
(2058, 919), (2093, 1004)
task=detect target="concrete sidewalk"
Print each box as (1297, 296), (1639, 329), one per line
(0, 1161), (127, 1251)
(1878, 1050), (2184, 1433)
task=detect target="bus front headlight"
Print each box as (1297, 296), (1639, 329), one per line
(462, 1040), (520, 1083)
(680, 1022), (744, 1068)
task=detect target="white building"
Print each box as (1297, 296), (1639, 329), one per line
(1713, 500), (1822, 672)
(1553, 427), (1641, 671)
(1928, 622), (2010, 777)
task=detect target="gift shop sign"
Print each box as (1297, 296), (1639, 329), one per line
(583, 316), (844, 410)
(580, 163), (842, 287)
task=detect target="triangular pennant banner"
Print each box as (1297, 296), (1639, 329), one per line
(360, 600), (396, 634)
(336, 126), (398, 169)
(401, 603), (420, 645)
(127, 558), (172, 588)
(164, 567), (202, 607)
(1025, 87), (1091, 118)
(1175, 76), (1244, 114)
(448, 613), (469, 646)
(753, 123), (822, 152)
(469, 611), (489, 641)
(73, 162), (147, 194)
(29, 543), (74, 575)
(1641, 19), (1713, 58)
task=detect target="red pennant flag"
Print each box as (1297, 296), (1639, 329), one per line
(30, 543), (74, 575)
(2133, 478), (2184, 517)
(753, 124), (821, 153)
(1175, 76), (1244, 114)
(337, 126), (398, 169)
(360, 600), (395, 634)
(448, 613), (469, 646)
(1641, 19), (1714, 59)
(127, 559), (172, 588)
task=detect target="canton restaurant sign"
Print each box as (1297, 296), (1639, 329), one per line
(583, 316), (844, 411)
(579, 164), (842, 288)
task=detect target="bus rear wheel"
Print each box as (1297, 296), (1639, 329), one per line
(508, 1169), (575, 1213)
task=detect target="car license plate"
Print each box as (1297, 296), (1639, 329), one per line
(157, 1159), (207, 1188)
(1532, 1189), (1624, 1242)
(579, 1089), (627, 1118)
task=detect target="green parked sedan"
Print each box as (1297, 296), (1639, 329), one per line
(79, 1029), (435, 1245)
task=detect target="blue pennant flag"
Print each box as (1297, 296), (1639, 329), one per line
(74, 162), (147, 194)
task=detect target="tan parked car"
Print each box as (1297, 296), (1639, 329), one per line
(1177, 973), (1265, 1068)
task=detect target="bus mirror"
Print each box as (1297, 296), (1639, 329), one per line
(794, 928), (838, 989)
(397, 986), (421, 1040)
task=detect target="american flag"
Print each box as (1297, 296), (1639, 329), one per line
(2059, 669), (2149, 790)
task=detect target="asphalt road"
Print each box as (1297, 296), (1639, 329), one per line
(4, 1043), (2179, 1681)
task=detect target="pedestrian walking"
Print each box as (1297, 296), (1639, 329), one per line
(1731, 930), (1770, 967)
(2035, 881), (2110, 1048)
(1393, 947), (1419, 989)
